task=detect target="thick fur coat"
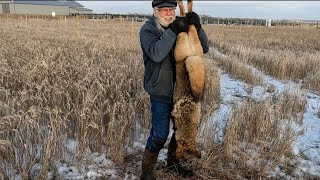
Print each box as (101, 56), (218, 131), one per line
(172, 17), (205, 160)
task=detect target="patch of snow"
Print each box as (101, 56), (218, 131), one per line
(64, 139), (77, 154)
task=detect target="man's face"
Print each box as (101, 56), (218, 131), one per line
(154, 7), (176, 27)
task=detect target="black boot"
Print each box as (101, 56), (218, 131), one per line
(141, 149), (159, 180)
(167, 133), (193, 178)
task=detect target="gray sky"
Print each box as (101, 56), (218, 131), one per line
(78, 1), (320, 21)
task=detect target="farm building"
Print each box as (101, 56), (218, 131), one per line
(0, 0), (92, 16)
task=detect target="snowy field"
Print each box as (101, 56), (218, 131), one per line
(1, 18), (319, 179)
(8, 52), (319, 180)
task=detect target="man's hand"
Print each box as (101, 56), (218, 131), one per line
(169, 17), (189, 35)
(187, 12), (201, 31)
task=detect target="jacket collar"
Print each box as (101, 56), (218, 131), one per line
(148, 15), (166, 33)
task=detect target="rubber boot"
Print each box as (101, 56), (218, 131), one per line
(167, 133), (193, 178)
(141, 149), (159, 180)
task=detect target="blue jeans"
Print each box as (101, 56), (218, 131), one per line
(146, 99), (174, 153)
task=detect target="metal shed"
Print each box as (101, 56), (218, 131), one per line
(0, 0), (92, 15)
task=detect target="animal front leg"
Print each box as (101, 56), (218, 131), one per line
(186, 102), (202, 159)
(188, 25), (203, 57)
(176, 140), (187, 160)
(174, 33), (193, 62)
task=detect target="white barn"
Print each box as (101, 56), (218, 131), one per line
(0, 0), (93, 16)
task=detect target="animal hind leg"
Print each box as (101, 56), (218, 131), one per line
(178, 0), (194, 16)
(177, 0), (186, 17)
(187, 0), (193, 13)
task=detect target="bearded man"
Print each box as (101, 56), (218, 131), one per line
(139, 0), (209, 179)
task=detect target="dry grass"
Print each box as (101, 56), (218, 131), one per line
(0, 15), (313, 179)
(0, 16), (149, 178)
(200, 58), (221, 150)
(221, 91), (305, 178)
(209, 26), (320, 51)
(0, 16), (220, 178)
(208, 48), (264, 86)
(207, 26), (320, 94)
(0, 140), (11, 161)
(201, 25), (310, 178)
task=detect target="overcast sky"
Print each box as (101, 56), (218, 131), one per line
(78, 1), (320, 20)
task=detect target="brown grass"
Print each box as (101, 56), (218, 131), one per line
(222, 91), (306, 178)
(200, 58), (221, 150)
(0, 15), (313, 179)
(208, 48), (264, 86)
(208, 26), (320, 51)
(207, 26), (320, 94)
(202, 25), (310, 178)
(0, 16), (149, 178)
(0, 15), (220, 178)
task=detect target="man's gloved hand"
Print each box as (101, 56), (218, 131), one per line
(169, 17), (189, 35)
(187, 12), (201, 31)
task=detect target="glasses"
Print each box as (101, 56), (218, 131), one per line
(155, 7), (176, 15)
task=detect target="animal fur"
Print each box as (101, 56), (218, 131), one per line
(172, 0), (205, 160)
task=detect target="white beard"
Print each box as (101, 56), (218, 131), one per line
(156, 15), (176, 27)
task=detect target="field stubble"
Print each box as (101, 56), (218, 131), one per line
(0, 17), (315, 179)
(0, 17), (153, 179)
(207, 26), (320, 95)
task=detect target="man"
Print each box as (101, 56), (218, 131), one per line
(139, 0), (209, 179)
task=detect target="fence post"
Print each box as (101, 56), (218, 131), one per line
(131, 18), (134, 38)
(96, 18), (99, 28)
(64, 16), (67, 32)
(25, 14), (28, 27)
(76, 15), (80, 38)
(299, 20), (301, 28)
(293, 19), (295, 28)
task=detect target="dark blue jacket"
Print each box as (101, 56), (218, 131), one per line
(139, 15), (209, 103)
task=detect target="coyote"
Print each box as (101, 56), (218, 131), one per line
(172, 0), (205, 160)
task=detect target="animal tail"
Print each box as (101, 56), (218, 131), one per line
(185, 56), (205, 100)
